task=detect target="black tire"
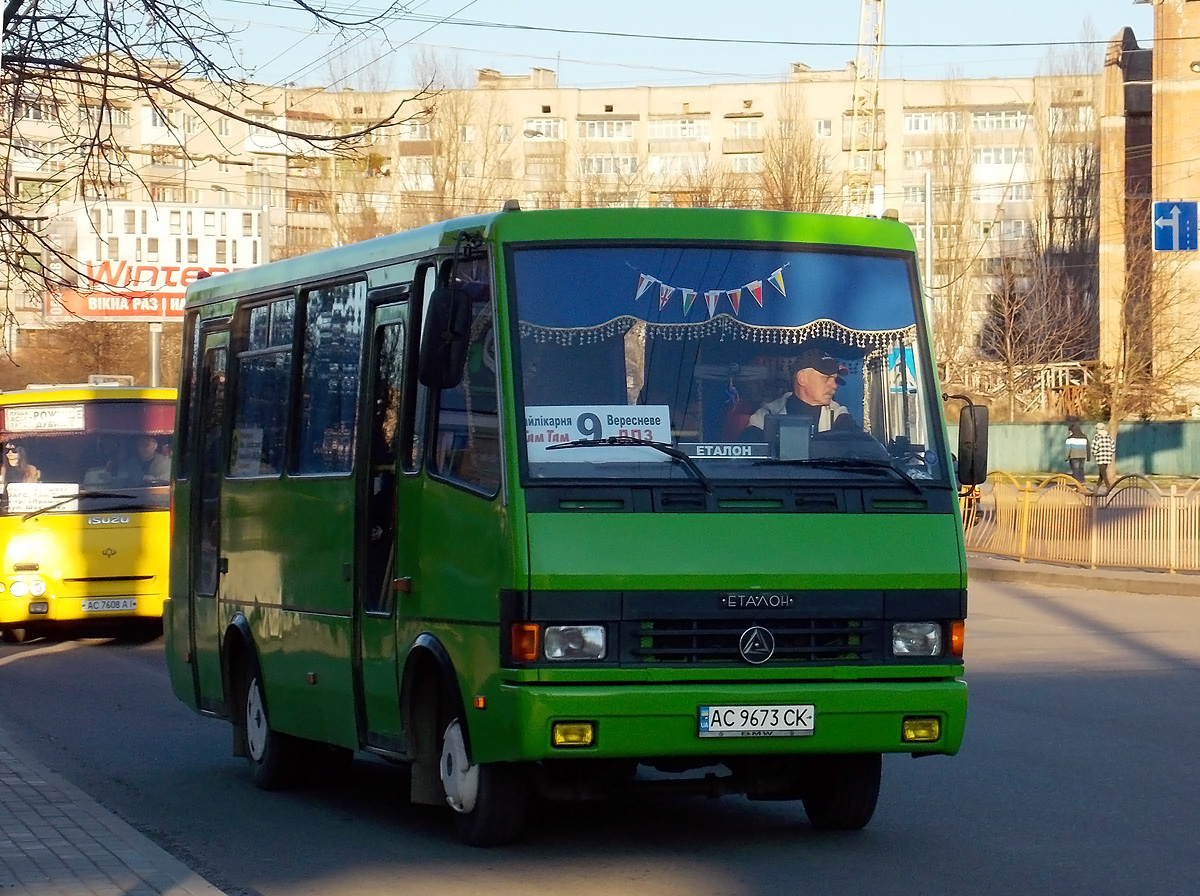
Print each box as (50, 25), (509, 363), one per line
(1, 628), (28, 644)
(439, 715), (530, 847)
(240, 663), (304, 790)
(800, 753), (882, 831)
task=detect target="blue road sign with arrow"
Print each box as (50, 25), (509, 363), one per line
(1153, 201), (1198, 251)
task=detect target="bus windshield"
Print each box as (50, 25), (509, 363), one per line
(1, 398), (175, 515)
(512, 243), (948, 488)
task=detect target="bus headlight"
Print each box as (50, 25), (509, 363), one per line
(892, 622), (942, 657)
(544, 625), (607, 660)
(10, 582), (28, 597)
(29, 581), (47, 597)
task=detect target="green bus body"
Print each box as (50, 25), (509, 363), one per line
(165, 207), (969, 845)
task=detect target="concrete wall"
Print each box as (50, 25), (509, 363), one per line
(946, 421), (1200, 477)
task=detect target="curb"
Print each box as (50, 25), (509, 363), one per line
(967, 553), (1200, 597)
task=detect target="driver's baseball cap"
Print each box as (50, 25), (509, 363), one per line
(794, 348), (848, 377)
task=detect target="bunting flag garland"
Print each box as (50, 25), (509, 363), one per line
(637, 267), (788, 317)
(768, 266), (788, 296)
(748, 280), (763, 307)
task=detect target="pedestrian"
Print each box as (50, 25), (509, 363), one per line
(1065, 423), (1088, 484)
(1090, 422), (1117, 492)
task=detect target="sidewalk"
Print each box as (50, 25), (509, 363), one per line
(0, 726), (228, 896)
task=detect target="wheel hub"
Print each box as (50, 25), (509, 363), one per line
(439, 720), (479, 814)
(245, 678), (268, 762)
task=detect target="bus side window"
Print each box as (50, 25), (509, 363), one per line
(230, 297), (293, 477)
(295, 280), (367, 475)
(431, 299), (500, 494)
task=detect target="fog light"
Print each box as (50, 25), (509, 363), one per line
(902, 717), (941, 743)
(544, 624), (606, 660)
(10, 582), (28, 597)
(28, 602), (49, 615)
(29, 581), (46, 597)
(552, 722), (595, 747)
(892, 622), (942, 657)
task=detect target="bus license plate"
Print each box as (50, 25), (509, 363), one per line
(698, 704), (815, 738)
(82, 598), (137, 612)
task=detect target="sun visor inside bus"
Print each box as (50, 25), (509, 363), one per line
(510, 247), (916, 338)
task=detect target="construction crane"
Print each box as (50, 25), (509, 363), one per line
(845, 0), (884, 216)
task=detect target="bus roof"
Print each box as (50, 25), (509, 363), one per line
(183, 207), (918, 308)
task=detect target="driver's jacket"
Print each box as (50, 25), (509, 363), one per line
(746, 394), (849, 434)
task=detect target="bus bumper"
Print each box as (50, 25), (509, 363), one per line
(482, 678), (967, 763)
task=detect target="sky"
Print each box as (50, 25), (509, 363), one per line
(206, 0), (1156, 92)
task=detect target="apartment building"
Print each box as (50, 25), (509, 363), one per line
(2, 48), (1133, 410)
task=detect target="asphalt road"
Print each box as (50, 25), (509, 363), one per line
(2, 579), (1199, 896)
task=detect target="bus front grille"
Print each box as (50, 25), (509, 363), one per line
(624, 618), (882, 665)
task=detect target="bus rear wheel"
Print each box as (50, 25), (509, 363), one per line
(439, 717), (529, 846)
(800, 753), (882, 831)
(240, 664), (303, 790)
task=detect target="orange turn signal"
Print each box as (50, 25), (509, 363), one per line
(950, 620), (965, 658)
(510, 623), (540, 661)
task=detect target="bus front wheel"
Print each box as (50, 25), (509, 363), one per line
(439, 717), (529, 846)
(240, 665), (303, 790)
(800, 753), (882, 831)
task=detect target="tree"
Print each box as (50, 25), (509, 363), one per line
(1, 0), (432, 356)
(758, 81), (839, 214)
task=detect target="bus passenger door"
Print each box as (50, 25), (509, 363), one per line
(357, 297), (409, 752)
(190, 331), (228, 713)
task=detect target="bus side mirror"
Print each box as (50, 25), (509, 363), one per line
(956, 405), (989, 486)
(418, 286), (471, 389)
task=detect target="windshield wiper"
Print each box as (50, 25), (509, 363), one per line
(546, 435), (713, 494)
(19, 489), (147, 521)
(797, 457), (925, 495)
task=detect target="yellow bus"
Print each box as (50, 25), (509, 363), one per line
(0, 382), (176, 642)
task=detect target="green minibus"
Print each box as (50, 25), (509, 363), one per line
(165, 205), (987, 845)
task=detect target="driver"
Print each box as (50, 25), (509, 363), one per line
(741, 347), (857, 440)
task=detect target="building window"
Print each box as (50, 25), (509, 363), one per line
(729, 119), (759, 139)
(147, 237), (159, 262)
(149, 107), (175, 129)
(204, 211), (216, 236)
(731, 154), (762, 173)
(524, 118), (563, 139)
(814, 119), (832, 138)
(187, 238), (198, 263)
(398, 121), (431, 140)
(903, 185), (926, 204)
(215, 240), (227, 264)
(904, 112), (933, 133)
(243, 213), (254, 237)
(579, 119), (636, 139)
(973, 146), (1029, 166)
(972, 109), (1028, 131)
(647, 118), (711, 141)
(580, 155), (639, 176)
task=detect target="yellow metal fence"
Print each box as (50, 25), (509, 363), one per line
(963, 473), (1200, 573)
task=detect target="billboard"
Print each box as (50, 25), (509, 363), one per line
(45, 260), (236, 322)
